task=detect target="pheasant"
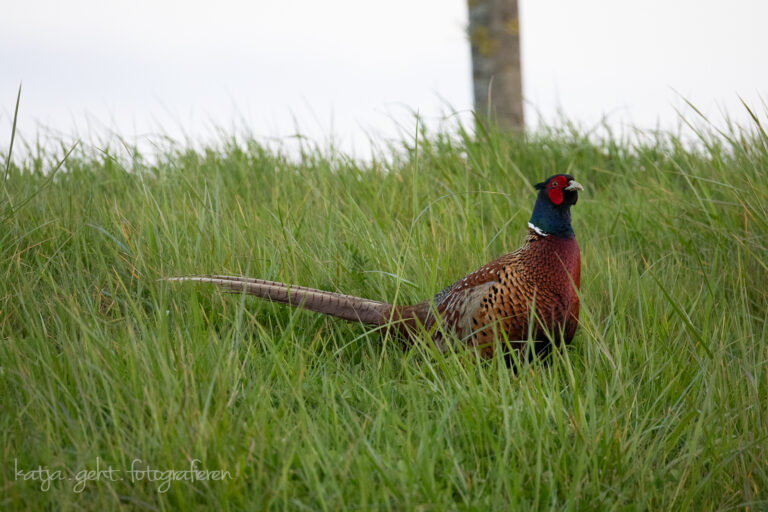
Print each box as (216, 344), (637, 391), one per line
(168, 174), (583, 358)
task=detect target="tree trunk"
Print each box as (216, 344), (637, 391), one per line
(468, 0), (524, 132)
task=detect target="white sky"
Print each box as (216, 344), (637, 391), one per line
(2, 0), (767, 158)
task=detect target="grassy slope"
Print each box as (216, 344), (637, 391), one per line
(1, 121), (767, 510)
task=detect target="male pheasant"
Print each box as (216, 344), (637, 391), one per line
(168, 174), (583, 357)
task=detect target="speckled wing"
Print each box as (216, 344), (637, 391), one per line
(429, 253), (516, 345)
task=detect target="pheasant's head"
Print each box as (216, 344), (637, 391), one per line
(528, 174), (584, 238)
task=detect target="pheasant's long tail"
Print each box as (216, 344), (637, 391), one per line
(166, 275), (398, 326)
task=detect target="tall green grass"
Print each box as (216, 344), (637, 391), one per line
(1, 114), (767, 510)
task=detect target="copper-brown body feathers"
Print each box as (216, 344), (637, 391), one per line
(415, 229), (580, 356)
(168, 229), (580, 357)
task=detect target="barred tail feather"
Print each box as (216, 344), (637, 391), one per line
(166, 275), (394, 326)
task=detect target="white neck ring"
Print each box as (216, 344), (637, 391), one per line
(528, 222), (549, 236)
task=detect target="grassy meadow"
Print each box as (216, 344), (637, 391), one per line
(1, 115), (767, 510)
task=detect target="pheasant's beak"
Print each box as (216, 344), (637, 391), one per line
(565, 180), (584, 191)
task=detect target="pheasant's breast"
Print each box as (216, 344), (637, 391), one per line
(467, 235), (580, 353)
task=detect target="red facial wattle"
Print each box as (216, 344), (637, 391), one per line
(547, 187), (563, 205)
(546, 176), (567, 205)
